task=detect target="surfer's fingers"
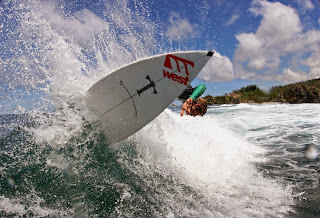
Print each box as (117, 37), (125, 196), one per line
(181, 108), (185, 116)
(186, 98), (193, 107)
(181, 102), (187, 116)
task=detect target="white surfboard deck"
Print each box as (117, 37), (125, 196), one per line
(86, 50), (213, 144)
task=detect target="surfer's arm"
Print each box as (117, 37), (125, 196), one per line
(189, 84), (206, 100)
(181, 84), (206, 116)
(178, 85), (194, 101)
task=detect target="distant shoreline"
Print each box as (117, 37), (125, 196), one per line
(204, 78), (320, 105)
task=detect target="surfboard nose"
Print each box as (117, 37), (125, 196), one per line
(207, 51), (214, 57)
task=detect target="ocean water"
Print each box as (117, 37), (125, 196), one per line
(208, 103), (320, 217)
(1, 104), (319, 217)
(0, 0), (319, 217)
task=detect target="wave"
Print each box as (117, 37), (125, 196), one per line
(0, 107), (296, 217)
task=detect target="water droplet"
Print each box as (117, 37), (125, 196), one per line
(7, 177), (15, 187)
(304, 144), (319, 160)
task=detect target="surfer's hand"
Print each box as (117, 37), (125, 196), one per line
(181, 103), (188, 116)
(181, 98), (193, 116)
(186, 98), (193, 109)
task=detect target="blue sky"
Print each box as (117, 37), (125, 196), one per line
(1, 0), (320, 113)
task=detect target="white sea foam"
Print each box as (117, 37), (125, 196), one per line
(210, 103), (320, 211)
(134, 108), (295, 217)
(0, 195), (70, 217)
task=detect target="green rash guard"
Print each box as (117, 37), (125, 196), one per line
(189, 84), (206, 100)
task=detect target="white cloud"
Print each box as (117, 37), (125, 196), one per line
(233, 0), (320, 83)
(166, 19), (193, 40)
(302, 52), (320, 78)
(295, 0), (314, 13)
(225, 13), (241, 26)
(165, 13), (199, 41)
(284, 29), (320, 53)
(277, 68), (308, 84)
(27, 1), (107, 49)
(198, 52), (235, 82)
(234, 0), (301, 71)
(250, 0), (302, 47)
(234, 33), (265, 70)
(303, 52), (320, 68)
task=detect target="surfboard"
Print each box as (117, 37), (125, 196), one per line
(85, 50), (213, 144)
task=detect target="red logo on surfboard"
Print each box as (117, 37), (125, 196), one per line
(163, 54), (194, 86)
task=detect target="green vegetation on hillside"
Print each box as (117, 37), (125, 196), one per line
(203, 78), (320, 105)
(268, 78), (320, 103)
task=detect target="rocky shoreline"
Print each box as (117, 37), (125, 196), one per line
(204, 78), (320, 105)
